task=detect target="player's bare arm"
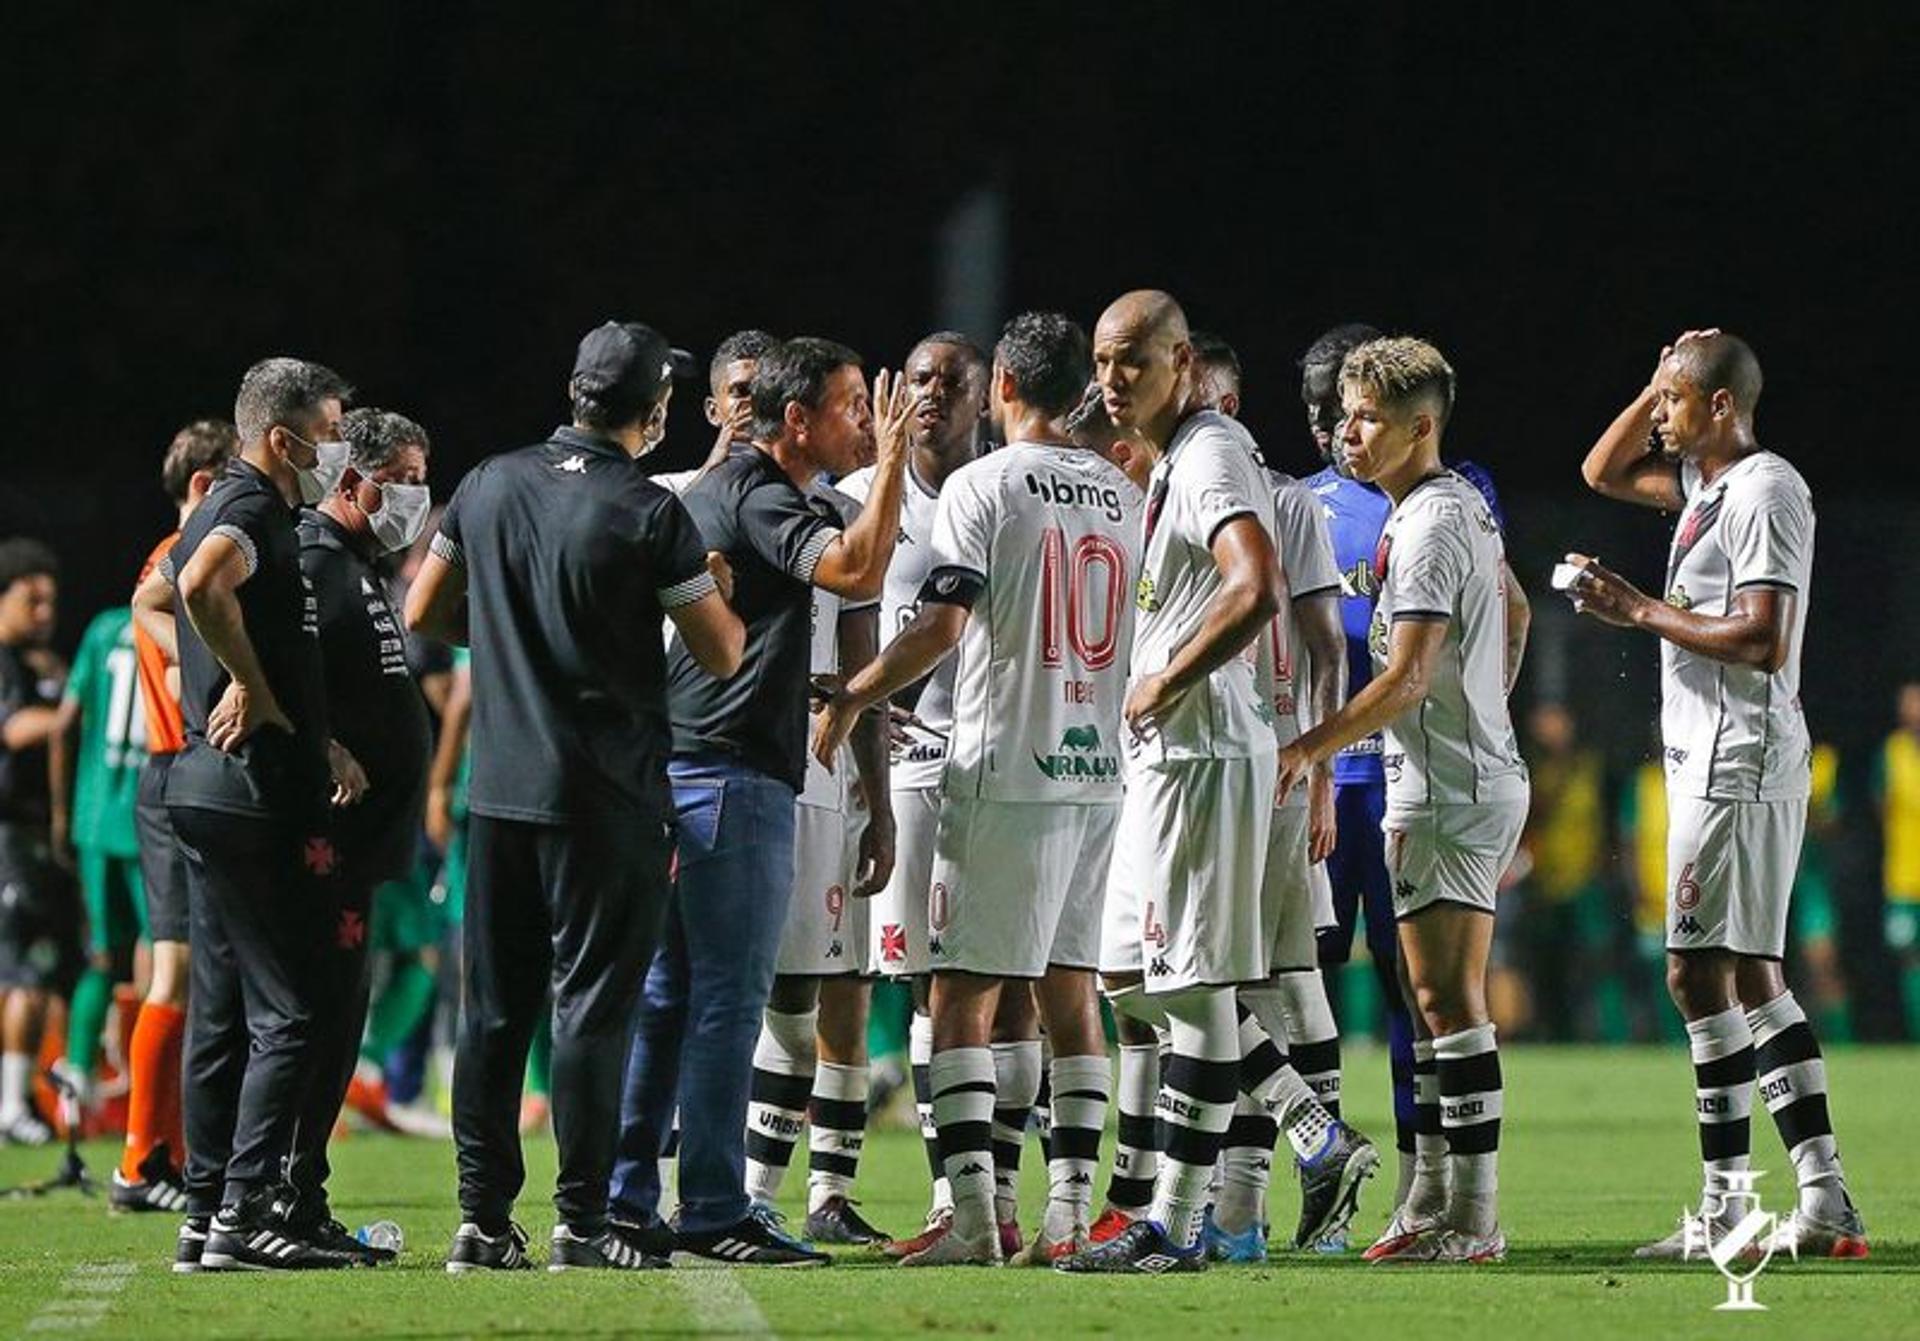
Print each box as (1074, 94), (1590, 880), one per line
(1296, 589), (1345, 862)
(130, 562), (179, 666)
(837, 603), (895, 897)
(403, 550), (469, 646)
(176, 531), (293, 752)
(668, 590), (747, 679)
(1501, 558), (1531, 694)
(1580, 331), (1719, 510)
(813, 600), (966, 769)
(810, 369), (914, 601)
(424, 664), (470, 853)
(1563, 553), (1792, 671)
(1275, 615), (1450, 800)
(1125, 514), (1283, 735)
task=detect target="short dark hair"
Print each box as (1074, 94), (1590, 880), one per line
(1299, 323), (1382, 377)
(1190, 330), (1242, 389)
(233, 357), (353, 445)
(909, 330), (990, 380)
(569, 378), (653, 432)
(710, 329), (780, 391)
(994, 311), (1092, 418)
(0, 538), (58, 592)
(1669, 332), (1764, 416)
(161, 420), (239, 504)
(339, 407), (431, 475)
(749, 337), (864, 441)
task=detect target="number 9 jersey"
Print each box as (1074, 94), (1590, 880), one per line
(924, 441), (1141, 804)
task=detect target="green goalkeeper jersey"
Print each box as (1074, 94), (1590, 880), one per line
(66, 606), (145, 856)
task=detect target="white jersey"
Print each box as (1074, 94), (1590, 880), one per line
(929, 442), (1140, 804)
(797, 484), (872, 811)
(1369, 471), (1527, 806)
(1129, 411), (1279, 764)
(1661, 451), (1814, 801)
(841, 460), (956, 790)
(1254, 470), (1342, 762)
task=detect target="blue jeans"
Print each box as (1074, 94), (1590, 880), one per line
(609, 756), (797, 1232)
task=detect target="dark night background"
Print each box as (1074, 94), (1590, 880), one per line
(5, 5), (1917, 1022)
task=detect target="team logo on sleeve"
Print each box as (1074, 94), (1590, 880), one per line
(1033, 725), (1119, 782)
(1135, 573), (1160, 612)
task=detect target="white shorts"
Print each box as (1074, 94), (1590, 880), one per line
(1382, 798), (1528, 920)
(1309, 860), (1336, 933)
(1261, 803), (1317, 972)
(1102, 754), (1276, 992)
(1666, 795), (1807, 958)
(868, 786), (941, 977)
(776, 803), (868, 976)
(927, 799), (1117, 978)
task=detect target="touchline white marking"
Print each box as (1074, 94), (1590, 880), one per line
(23, 1263), (136, 1333)
(672, 1269), (776, 1338)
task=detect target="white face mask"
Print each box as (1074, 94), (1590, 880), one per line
(292, 438), (352, 506)
(364, 481), (432, 553)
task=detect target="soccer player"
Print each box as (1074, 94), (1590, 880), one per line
(1276, 336), (1529, 1264)
(1573, 330), (1868, 1258)
(117, 420), (236, 1207)
(609, 335), (911, 1268)
(0, 539), (68, 1146)
(1191, 334), (1352, 1259)
(159, 358), (370, 1270)
(816, 310), (1137, 1266)
(46, 600), (146, 1129)
(1298, 323), (1520, 1228)
(280, 407), (436, 1263)
(838, 332), (992, 1256)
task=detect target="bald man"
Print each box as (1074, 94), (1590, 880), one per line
(1060, 293), (1376, 1274)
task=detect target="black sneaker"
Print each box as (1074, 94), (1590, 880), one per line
(112, 1146), (189, 1215)
(173, 1215), (210, 1274)
(286, 1215), (395, 1266)
(804, 1195), (891, 1246)
(202, 1194), (359, 1271)
(672, 1209), (831, 1268)
(1054, 1219), (1206, 1274)
(550, 1222), (671, 1271)
(446, 1221), (534, 1273)
(1293, 1121), (1380, 1249)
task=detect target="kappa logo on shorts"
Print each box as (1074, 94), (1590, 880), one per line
(303, 837), (338, 877)
(1148, 956), (1171, 977)
(879, 923), (907, 964)
(1394, 878), (1418, 904)
(1673, 914), (1705, 937)
(825, 940), (844, 959)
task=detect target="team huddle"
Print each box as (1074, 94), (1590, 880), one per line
(17, 286), (1867, 1276)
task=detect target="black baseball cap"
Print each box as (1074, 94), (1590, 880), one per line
(570, 321), (695, 410)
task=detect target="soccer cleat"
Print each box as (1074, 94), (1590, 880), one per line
(550, 1222), (670, 1271)
(1364, 1205), (1445, 1262)
(202, 1196), (360, 1271)
(446, 1221), (534, 1273)
(900, 1219), (1001, 1267)
(1008, 1225), (1088, 1267)
(1055, 1219), (1206, 1275)
(882, 1206), (953, 1260)
(111, 1146), (189, 1214)
(804, 1195), (891, 1246)
(173, 1216), (210, 1274)
(1, 1111), (53, 1146)
(997, 1217), (1024, 1262)
(1633, 1201), (1736, 1261)
(1371, 1225), (1507, 1265)
(1201, 1209), (1268, 1264)
(1087, 1205), (1139, 1244)
(672, 1210), (831, 1267)
(1292, 1122), (1380, 1249)
(1765, 1205), (1870, 1260)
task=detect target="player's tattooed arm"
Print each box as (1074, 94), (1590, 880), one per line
(1580, 331), (1718, 511)
(1501, 558), (1531, 695)
(1275, 615), (1450, 802)
(1126, 515), (1285, 736)
(813, 601), (966, 771)
(1562, 553), (1792, 671)
(131, 562), (180, 668)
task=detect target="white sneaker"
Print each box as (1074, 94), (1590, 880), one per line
(1371, 1224), (1506, 1264)
(1363, 1204), (1445, 1262)
(386, 1100), (453, 1139)
(1765, 1205), (1869, 1260)
(899, 1220), (1000, 1267)
(1634, 1200), (1735, 1261)
(1, 1112), (53, 1146)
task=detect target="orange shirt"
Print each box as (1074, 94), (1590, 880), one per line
(134, 532), (186, 755)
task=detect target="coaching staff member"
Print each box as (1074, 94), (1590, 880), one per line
(281, 407), (435, 1263)
(407, 321), (743, 1273)
(610, 337), (911, 1267)
(163, 357), (365, 1272)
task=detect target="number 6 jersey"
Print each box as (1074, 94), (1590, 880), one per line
(924, 441), (1141, 803)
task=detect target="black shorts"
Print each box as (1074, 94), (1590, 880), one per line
(137, 754), (191, 944)
(0, 821), (81, 991)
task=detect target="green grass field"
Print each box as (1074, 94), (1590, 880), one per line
(0, 1045), (1914, 1339)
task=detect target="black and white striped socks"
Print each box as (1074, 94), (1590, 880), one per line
(990, 1040), (1042, 1229)
(928, 1045), (998, 1242)
(744, 1007), (816, 1205)
(1106, 1042), (1160, 1214)
(1434, 1022), (1502, 1237)
(1686, 1004), (1754, 1209)
(1748, 991), (1849, 1219)
(806, 1061), (869, 1214)
(1150, 989), (1240, 1249)
(1044, 1054), (1109, 1240)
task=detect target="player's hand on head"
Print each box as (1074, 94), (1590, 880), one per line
(328, 739), (370, 807)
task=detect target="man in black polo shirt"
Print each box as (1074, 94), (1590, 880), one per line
(609, 337), (913, 1267)
(162, 356), (366, 1272)
(407, 320), (744, 1272)
(281, 407), (435, 1263)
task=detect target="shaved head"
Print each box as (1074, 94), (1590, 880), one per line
(1092, 290), (1197, 447)
(1096, 289), (1190, 347)
(1667, 332), (1763, 419)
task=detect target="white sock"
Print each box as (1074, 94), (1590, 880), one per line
(1214, 1094), (1274, 1236)
(1108, 1042), (1160, 1213)
(805, 1061), (869, 1213)
(929, 1047), (997, 1241)
(990, 1040), (1042, 1226)
(1434, 1023), (1501, 1237)
(743, 1006), (817, 1204)
(0, 1052), (29, 1124)
(1150, 988), (1239, 1249)
(1747, 991), (1849, 1221)
(1044, 1054), (1108, 1241)
(910, 1011), (951, 1213)
(1685, 1004), (1755, 1212)
(1274, 968), (1341, 1116)
(1407, 1039), (1448, 1218)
